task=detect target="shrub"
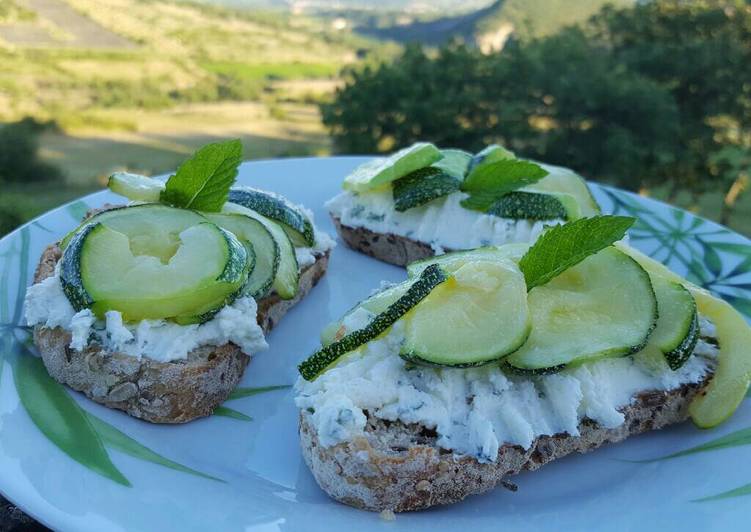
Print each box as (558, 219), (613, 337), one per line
(0, 118), (63, 184)
(0, 193), (34, 237)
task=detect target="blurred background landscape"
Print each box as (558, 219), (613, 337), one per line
(0, 0), (749, 237)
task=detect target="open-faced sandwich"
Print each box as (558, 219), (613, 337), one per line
(327, 142), (600, 265)
(295, 215), (751, 512)
(25, 140), (334, 423)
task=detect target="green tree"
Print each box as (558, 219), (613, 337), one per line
(493, 27), (681, 191)
(323, 44), (496, 153)
(589, 0), (751, 205)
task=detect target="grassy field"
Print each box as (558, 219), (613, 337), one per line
(37, 101), (331, 184)
(0, 0), (386, 122)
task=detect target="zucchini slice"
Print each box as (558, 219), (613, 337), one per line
(392, 167), (461, 212)
(223, 202), (299, 299)
(505, 247), (657, 372)
(60, 204), (206, 250)
(336, 244), (529, 350)
(61, 220), (249, 323)
(524, 167), (600, 217)
(343, 142), (443, 192)
(400, 259), (530, 367)
(320, 281), (411, 346)
(433, 148), (472, 179)
(688, 291), (751, 428)
(107, 172), (164, 202)
(616, 243), (751, 428)
(228, 187), (314, 247)
(299, 264), (449, 381)
(206, 212), (279, 299)
(488, 191), (581, 220)
(645, 276), (699, 370)
(406, 244), (530, 278)
(466, 144), (515, 178)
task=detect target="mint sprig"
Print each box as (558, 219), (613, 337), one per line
(519, 215), (636, 290)
(160, 139), (242, 212)
(460, 159), (549, 212)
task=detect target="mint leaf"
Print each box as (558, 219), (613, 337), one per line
(519, 215), (636, 290)
(460, 159), (548, 212)
(160, 139), (242, 212)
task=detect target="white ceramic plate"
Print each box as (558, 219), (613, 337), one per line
(1, 157), (750, 531)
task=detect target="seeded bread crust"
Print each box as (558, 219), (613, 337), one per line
(33, 244), (329, 424)
(332, 217), (441, 267)
(299, 376), (711, 512)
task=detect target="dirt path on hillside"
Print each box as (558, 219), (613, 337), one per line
(0, 0), (135, 48)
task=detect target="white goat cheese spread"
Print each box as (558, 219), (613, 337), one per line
(289, 206), (335, 267)
(325, 163), (591, 252)
(295, 312), (718, 461)
(25, 265), (269, 362)
(326, 190), (555, 253)
(295, 229), (336, 268)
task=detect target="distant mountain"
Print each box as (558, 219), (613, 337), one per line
(355, 0), (635, 51)
(195, 0), (492, 15)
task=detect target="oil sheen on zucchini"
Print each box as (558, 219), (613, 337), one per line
(60, 204), (206, 250)
(505, 247), (657, 372)
(61, 219), (249, 323)
(299, 264), (448, 381)
(400, 259), (530, 367)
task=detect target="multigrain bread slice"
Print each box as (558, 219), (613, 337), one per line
(299, 375), (711, 512)
(33, 244), (329, 424)
(332, 217), (442, 267)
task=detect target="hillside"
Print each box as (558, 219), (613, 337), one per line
(0, 0), (393, 125)
(197, 1), (492, 15)
(0, 0), (402, 196)
(356, 0), (635, 51)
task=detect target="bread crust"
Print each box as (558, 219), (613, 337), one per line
(332, 217), (440, 267)
(33, 244), (329, 424)
(299, 376), (710, 512)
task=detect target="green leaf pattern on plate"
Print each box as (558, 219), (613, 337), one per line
(639, 427), (751, 462)
(694, 483), (751, 503)
(213, 406), (254, 421)
(84, 412), (224, 482)
(11, 344), (131, 487)
(228, 384), (291, 400)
